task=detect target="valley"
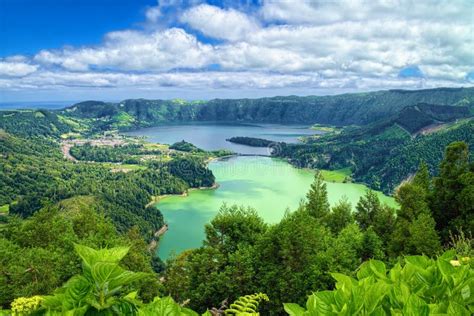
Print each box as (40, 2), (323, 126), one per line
(1, 87), (473, 314)
(2, 1), (473, 313)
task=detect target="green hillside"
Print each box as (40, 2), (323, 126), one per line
(63, 87), (474, 128)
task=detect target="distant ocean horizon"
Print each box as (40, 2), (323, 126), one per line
(0, 101), (77, 110)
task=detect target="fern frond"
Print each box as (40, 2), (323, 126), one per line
(224, 293), (269, 315)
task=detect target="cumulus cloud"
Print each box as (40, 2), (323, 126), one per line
(1, 0), (473, 99)
(145, 6), (162, 23)
(0, 61), (38, 77)
(34, 28), (214, 72)
(180, 4), (260, 41)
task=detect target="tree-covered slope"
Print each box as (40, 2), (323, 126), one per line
(367, 119), (474, 191)
(0, 110), (72, 138)
(0, 130), (215, 238)
(276, 117), (473, 193)
(63, 87), (474, 128)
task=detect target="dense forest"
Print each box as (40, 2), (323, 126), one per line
(1, 88), (473, 315)
(276, 117), (474, 193)
(70, 143), (162, 163)
(1, 140), (473, 315)
(56, 88), (474, 193)
(63, 87), (474, 127)
(226, 136), (275, 147)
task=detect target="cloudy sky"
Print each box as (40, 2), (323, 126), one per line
(0, 0), (473, 102)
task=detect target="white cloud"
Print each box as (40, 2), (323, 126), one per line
(180, 4), (260, 41)
(1, 0), (473, 100)
(34, 28), (214, 72)
(145, 6), (162, 23)
(0, 61), (38, 77)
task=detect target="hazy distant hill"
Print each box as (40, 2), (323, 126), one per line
(63, 87), (474, 128)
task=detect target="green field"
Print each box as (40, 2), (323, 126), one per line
(0, 204), (9, 214)
(321, 167), (352, 182)
(310, 124), (340, 133)
(102, 163), (147, 171)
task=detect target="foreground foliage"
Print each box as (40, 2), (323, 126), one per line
(3, 246), (471, 315)
(284, 252), (473, 315)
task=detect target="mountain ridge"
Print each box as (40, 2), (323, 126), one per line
(62, 87), (474, 128)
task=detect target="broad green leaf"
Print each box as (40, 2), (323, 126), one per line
(284, 303), (306, 316)
(437, 259), (455, 279)
(314, 291), (335, 314)
(138, 296), (181, 316)
(447, 301), (470, 316)
(405, 256), (430, 270)
(65, 276), (91, 304)
(364, 281), (390, 314)
(371, 306), (386, 316)
(91, 262), (148, 291)
(331, 273), (355, 296)
(306, 294), (317, 313)
(91, 262), (125, 286)
(369, 260), (387, 280)
(389, 263), (402, 283)
(461, 284), (470, 300)
(357, 261), (373, 280)
(403, 294), (429, 316)
(439, 250), (456, 261)
(74, 243), (129, 267)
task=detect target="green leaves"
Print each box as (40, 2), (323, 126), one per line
(138, 296), (198, 316)
(225, 293), (269, 315)
(283, 303), (306, 316)
(91, 262), (148, 292)
(287, 252), (474, 315)
(42, 244), (150, 315)
(74, 244), (130, 267)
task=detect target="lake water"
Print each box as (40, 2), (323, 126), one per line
(125, 122), (322, 155)
(125, 123), (397, 259)
(157, 156), (396, 259)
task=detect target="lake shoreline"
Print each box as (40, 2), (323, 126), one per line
(149, 182), (220, 206)
(156, 155), (397, 259)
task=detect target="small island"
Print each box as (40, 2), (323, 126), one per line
(226, 136), (276, 147)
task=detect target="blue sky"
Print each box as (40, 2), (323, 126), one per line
(0, 0), (473, 102)
(0, 0), (155, 56)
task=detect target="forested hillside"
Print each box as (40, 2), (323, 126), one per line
(0, 110), (72, 138)
(277, 118), (474, 193)
(63, 87), (474, 128)
(0, 109), (225, 309)
(1, 141), (472, 315)
(1, 88), (473, 314)
(56, 88), (474, 194)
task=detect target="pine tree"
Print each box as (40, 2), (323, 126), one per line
(413, 161), (431, 193)
(390, 181), (441, 256)
(395, 183), (430, 221)
(305, 171), (330, 220)
(408, 213), (441, 256)
(354, 190), (381, 230)
(327, 197), (353, 234)
(360, 227), (385, 261)
(431, 141), (473, 240)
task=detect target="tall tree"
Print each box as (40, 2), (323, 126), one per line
(413, 161), (431, 193)
(204, 204), (267, 254)
(359, 227), (385, 261)
(431, 141), (474, 239)
(395, 183), (430, 221)
(354, 190), (382, 230)
(390, 181), (441, 256)
(408, 213), (441, 256)
(327, 197), (353, 234)
(305, 171), (330, 220)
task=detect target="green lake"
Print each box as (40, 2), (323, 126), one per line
(157, 156), (397, 259)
